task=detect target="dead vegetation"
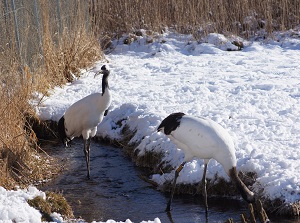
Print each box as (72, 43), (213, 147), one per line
(27, 191), (74, 221)
(90, 0), (300, 41)
(0, 61), (52, 188)
(225, 200), (270, 223)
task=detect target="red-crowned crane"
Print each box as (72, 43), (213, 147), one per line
(57, 65), (112, 179)
(157, 112), (255, 212)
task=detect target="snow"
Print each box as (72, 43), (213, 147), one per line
(0, 186), (44, 223)
(3, 30), (300, 222)
(96, 31), (300, 204)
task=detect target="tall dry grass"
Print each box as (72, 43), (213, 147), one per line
(0, 53), (42, 188)
(0, 1), (103, 188)
(91, 0), (300, 39)
(41, 0), (103, 86)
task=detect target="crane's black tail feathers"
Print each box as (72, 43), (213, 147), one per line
(104, 109), (109, 116)
(57, 116), (68, 146)
(229, 167), (255, 203)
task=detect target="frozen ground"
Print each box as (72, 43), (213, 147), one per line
(2, 30), (299, 222)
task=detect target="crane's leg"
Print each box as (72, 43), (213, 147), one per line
(84, 137), (91, 179)
(196, 160), (209, 213)
(201, 163), (208, 213)
(166, 162), (186, 212)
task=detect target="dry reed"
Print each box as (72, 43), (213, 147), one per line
(0, 56), (43, 188)
(41, 0), (103, 86)
(91, 0), (300, 39)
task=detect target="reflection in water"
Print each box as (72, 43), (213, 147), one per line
(40, 139), (299, 223)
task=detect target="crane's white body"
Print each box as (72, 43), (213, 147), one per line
(64, 91), (111, 140)
(168, 115), (237, 174)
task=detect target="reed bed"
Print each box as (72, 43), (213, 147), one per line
(91, 0), (300, 39)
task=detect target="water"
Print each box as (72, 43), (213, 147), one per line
(40, 139), (300, 223)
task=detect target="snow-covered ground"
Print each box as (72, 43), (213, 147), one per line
(2, 30), (300, 222)
(100, 31), (300, 205)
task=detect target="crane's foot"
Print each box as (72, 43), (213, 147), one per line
(204, 207), (209, 223)
(165, 205), (172, 212)
(165, 201), (172, 212)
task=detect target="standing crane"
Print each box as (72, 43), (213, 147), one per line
(58, 65), (112, 179)
(157, 112), (255, 212)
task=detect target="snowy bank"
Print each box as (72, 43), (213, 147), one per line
(0, 186), (44, 222)
(35, 31), (300, 216)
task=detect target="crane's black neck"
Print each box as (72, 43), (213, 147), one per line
(102, 71), (110, 96)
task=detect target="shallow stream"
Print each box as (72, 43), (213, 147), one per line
(40, 139), (299, 223)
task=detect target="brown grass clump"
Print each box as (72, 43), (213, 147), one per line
(28, 191), (74, 221)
